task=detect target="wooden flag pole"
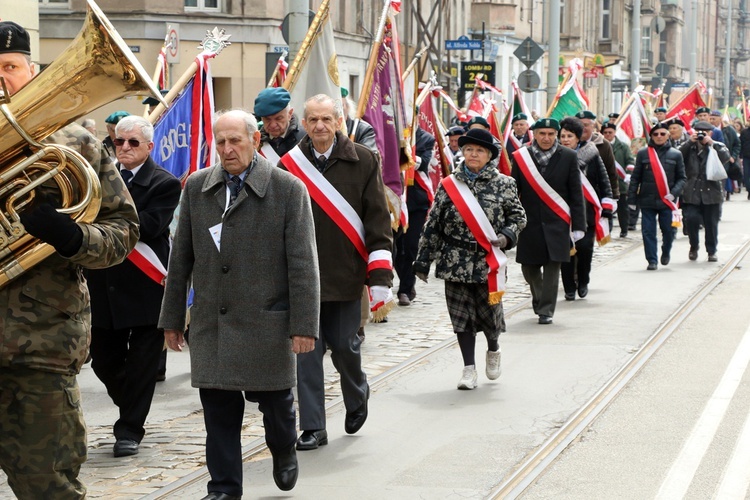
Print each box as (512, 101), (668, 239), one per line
(355, 1), (391, 119)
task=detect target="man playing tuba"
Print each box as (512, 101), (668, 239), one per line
(0, 21), (139, 499)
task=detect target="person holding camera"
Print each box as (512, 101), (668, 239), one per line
(627, 123), (686, 270)
(679, 121), (731, 263)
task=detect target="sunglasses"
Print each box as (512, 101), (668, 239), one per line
(651, 132), (668, 137)
(114, 138), (143, 148)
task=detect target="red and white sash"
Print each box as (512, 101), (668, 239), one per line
(442, 175), (508, 305)
(512, 148), (572, 225)
(647, 146), (682, 227)
(127, 241), (167, 286)
(259, 143), (281, 165)
(280, 146), (392, 275)
(614, 159), (627, 180)
(579, 173), (611, 245)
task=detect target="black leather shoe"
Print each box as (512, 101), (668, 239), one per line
(660, 253), (670, 266)
(200, 493), (241, 500)
(345, 385), (370, 434)
(689, 249), (698, 261)
(296, 429), (328, 450)
(271, 444), (298, 491)
(647, 262), (658, 271)
(538, 315), (553, 325)
(577, 284), (588, 298)
(113, 438), (139, 457)
(564, 292), (575, 301)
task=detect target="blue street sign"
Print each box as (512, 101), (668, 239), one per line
(446, 38), (483, 50)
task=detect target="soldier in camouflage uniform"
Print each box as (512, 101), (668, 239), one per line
(414, 128), (526, 390)
(0, 21), (139, 499)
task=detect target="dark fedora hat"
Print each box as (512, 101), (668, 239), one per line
(458, 128), (499, 160)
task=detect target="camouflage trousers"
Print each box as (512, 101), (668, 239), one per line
(0, 368), (87, 499)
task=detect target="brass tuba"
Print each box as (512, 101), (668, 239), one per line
(0, 0), (165, 288)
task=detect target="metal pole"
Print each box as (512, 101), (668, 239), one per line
(724, 0), (733, 107)
(690, 0), (698, 83)
(631, 0), (641, 90)
(287, 0), (308, 64)
(547, 0), (560, 107)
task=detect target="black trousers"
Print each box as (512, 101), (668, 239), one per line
(617, 192), (630, 233)
(560, 227), (595, 293)
(395, 209), (428, 295)
(684, 202), (721, 255)
(297, 299), (368, 431)
(200, 388), (296, 497)
(90, 325), (163, 442)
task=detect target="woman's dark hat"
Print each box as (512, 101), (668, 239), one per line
(457, 128), (499, 160)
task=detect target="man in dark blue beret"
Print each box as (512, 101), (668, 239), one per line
(254, 87), (306, 163)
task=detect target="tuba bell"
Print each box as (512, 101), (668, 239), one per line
(0, 0), (165, 288)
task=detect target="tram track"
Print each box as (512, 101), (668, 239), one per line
(488, 238), (750, 499)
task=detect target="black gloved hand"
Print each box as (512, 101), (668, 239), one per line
(20, 198), (83, 257)
(601, 209), (613, 219)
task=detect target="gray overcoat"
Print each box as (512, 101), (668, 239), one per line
(158, 155), (320, 392)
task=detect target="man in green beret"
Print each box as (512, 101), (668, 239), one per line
(104, 111), (131, 159)
(654, 107), (667, 122)
(510, 118), (586, 325)
(506, 112), (532, 157)
(575, 109), (619, 210)
(254, 87), (306, 163)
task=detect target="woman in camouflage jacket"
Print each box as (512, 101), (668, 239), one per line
(414, 128), (526, 390)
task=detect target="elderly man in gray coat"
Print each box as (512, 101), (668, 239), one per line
(159, 109), (320, 499)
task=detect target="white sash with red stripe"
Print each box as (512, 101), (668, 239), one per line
(259, 143), (281, 165)
(281, 146), (393, 275)
(647, 146), (682, 227)
(414, 170), (435, 205)
(127, 241), (167, 286)
(441, 175), (508, 305)
(579, 173), (611, 245)
(512, 148), (572, 225)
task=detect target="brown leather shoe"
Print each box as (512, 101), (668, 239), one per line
(397, 293), (411, 306)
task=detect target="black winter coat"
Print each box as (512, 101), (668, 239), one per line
(679, 140), (731, 205)
(87, 157), (181, 329)
(627, 141), (686, 210)
(511, 144), (587, 266)
(406, 127), (436, 212)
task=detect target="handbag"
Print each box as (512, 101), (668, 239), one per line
(727, 160), (743, 181)
(705, 146), (728, 181)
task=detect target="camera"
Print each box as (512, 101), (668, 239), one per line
(697, 132), (706, 141)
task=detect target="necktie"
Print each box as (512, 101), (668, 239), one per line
(228, 175), (242, 206)
(315, 155), (327, 172)
(120, 169), (133, 187)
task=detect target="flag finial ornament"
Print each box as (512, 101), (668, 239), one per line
(200, 27), (231, 55)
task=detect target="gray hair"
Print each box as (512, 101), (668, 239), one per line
(115, 115), (154, 141)
(304, 94), (343, 120)
(81, 118), (95, 129)
(214, 109), (259, 136)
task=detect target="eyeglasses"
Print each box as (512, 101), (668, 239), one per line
(114, 138), (142, 148)
(651, 132), (668, 137)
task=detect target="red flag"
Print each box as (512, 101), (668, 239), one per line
(418, 87), (451, 192)
(666, 84), (707, 134)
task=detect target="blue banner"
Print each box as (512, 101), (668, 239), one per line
(152, 78), (196, 181)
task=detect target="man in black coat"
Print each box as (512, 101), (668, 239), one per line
(741, 123), (750, 197)
(395, 126), (435, 306)
(255, 87), (307, 163)
(511, 118), (586, 325)
(627, 123), (687, 270)
(87, 115), (182, 457)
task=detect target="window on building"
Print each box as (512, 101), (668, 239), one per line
(185, 0), (219, 11)
(38, 0), (69, 6)
(601, 0), (611, 40)
(659, 30), (668, 62)
(641, 26), (652, 65)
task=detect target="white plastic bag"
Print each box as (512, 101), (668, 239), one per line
(706, 146), (728, 181)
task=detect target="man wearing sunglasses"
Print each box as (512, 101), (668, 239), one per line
(627, 123), (686, 270)
(86, 115), (181, 458)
